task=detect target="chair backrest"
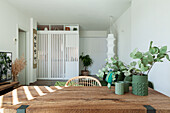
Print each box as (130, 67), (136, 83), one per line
(65, 76), (102, 87)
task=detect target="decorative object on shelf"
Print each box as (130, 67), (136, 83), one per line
(65, 27), (70, 31)
(96, 57), (129, 89)
(123, 41), (170, 96)
(37, 25), (49, 31)
(115, 81), (124, 95)
(73, 28), (77, 31)
(44, 27), (48, 31)
(12, 55), (26, 82)
(37, 24), (79, 31)
(51, 25), (64, 31)
(33, 29), (38, 68)
(124, 81), (129, 93)
(79, 53), (93, 76)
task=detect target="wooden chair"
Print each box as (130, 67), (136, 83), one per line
(65, 76), (102, 87)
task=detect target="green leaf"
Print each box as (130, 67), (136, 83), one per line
(138, 60), (142, 68)
(130, 61), (137, 66)
(141, 64), (145, 72)
(135, 51), (143, 59)
(144, 52), (150, 55)
(148, 54), (154, 62)
(102, 68), (107, 72)
(157, 53), (165, 59)
(115, 71), (121, 75)
(166, 54), (170, 61)
(141, 64), (149, 72)
(135, 69), (142, 73)
(123, 70), (131, 76)
(149, 47), (156, 54)
(120, 66), (126, 70)
(154, 58), (163, 62)
(153, 47), (159, 54)
(130, 48), (138, 58)
(142, 57), (148, 66)
(160, 46), (167, 54)
(111, 58), (117, 63)
(118, 61), (123, 66)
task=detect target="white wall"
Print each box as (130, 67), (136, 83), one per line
(0, 0), (30, 60)
(115, 0), (170, 96)
(114, 8), (131, 64)
(0, 0), (36, 84)
(131, 0), (170, 97)
(79, 38), (107, 75)
(80, 31), (107, 38)
(79, 31), (107, 75)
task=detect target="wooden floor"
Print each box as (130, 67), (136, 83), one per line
(30, 80), (67, 86)
(1, 86), (170, 113)
(31, 75), (99, 86)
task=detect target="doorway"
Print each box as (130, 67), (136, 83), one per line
(18, 29), (27, 85)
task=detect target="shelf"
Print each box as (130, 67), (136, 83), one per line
(37, 24), (79, 31)
(37, 30), (79, 35)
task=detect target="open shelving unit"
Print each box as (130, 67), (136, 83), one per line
(37, 24), (79, 31)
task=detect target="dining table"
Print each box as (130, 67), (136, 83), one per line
(0, 86), (170, 113)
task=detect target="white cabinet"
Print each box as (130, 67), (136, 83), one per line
(37, 29), (79, 80)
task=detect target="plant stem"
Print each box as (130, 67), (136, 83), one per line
(147, 62), (155, 75)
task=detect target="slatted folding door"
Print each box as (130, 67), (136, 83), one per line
(37, 31), (79, 79)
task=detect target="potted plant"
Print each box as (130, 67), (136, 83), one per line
(12, 55), (26, 82)
(96, 57), (129, 88)
(125, 41), (170, 96)
(79, 53), (93, 76)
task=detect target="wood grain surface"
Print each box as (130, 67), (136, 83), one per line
(0, 86), (170, 113)
(0, 82), (19, 92)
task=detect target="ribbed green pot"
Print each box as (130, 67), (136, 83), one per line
(132, 75), (148, 96)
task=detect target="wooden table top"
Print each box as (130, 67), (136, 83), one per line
(1, 86), (170, 113)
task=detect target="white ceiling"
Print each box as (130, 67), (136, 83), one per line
(7, 0), (131, 31)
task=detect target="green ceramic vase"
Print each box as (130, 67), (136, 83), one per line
(132, 75), (148, 96)
(115, 81), (124, 95)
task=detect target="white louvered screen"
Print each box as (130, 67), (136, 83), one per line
(37, 32), (79, 79)
(51, 34), (65, 78)
(37, 34), (48, 78)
